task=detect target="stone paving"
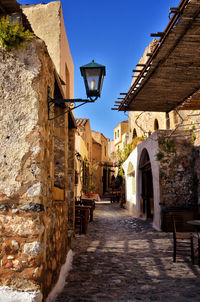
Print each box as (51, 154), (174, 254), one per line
(55, 203), (200, 302)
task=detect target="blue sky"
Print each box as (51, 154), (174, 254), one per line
(18, 0), (180, 140)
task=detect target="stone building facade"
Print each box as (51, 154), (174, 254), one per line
(122, 40), (200, 231)
(74, 120), (111, 198)
(92, 131), (111, 196)
(112, 37), (200, 229)
(0, 1), (76, 301)
(22, 1), (74, 100)
(123, 130), (198, 230)
(74, 119), (92, 198)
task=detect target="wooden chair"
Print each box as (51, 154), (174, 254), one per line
(75, 211), (83, 234)
(75, 206), (89, 234)
(81, 199), (95, 221)
(171, 215), (194, 264)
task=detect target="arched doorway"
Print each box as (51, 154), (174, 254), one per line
(139, 148), (154, 220)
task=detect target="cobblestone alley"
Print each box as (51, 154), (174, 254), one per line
(55, 203), (200, 302)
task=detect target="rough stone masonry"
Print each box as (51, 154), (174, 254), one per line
(0, 38), (72, 301)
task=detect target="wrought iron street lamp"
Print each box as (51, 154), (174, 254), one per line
(48, 60), (106, 120)
(80, 60), (106, 101)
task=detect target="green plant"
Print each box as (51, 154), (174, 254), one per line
(132, 135), (146, 150)
(165, 141), (175, 152)
(82, 163), (98, 195)
(158, 139), (176, 153)
(115, 144), (132, 177)
(192, 132), (196, 142)
(155, 151), (164, 161)
(0, 16), (33, 52)
(190, 124), (196, 142)
(159, 171), (165, 179)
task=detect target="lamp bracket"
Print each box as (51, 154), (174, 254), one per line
(48, 95), (98, 120)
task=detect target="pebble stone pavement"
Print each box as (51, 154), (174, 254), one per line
(55, 202), (200, 302)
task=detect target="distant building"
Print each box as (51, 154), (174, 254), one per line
(92, 131), (111, 196)
(75, 118), (92, 197)
(114, 120), (129, 150)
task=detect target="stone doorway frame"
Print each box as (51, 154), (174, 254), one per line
(139, 148), (154, 221)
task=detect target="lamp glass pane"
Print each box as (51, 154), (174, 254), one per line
(85, 69), (101, 91)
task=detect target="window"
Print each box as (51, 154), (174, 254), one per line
(10, 13), (22, 24)
(132, 128), (137, 139)
(75, 170), (78, 185)
(154, 119), (159, 130)
(165, 113), (170, 129)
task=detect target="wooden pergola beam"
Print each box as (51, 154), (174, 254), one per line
(150, 32), (165, 37)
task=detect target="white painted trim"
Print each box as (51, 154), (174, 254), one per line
(46, 249), (74, 302)
(0, 287), (41, 302)
(123, 132), (162, 230)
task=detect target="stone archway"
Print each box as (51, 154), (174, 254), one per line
(139, 148), (154, 220)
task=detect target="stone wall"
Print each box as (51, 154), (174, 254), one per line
(193, 130), (200, 208)
(22, 1), (74, 100)
(68, 127), (75, 231)
(0, 38), (73, 301)
(123, 130), (199, 230)
(92, 140), (102, 196)
(158, 131), (197, 209)
(54, 110), (65, 189)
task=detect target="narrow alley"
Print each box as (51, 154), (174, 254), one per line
(55, 203), (200, 302)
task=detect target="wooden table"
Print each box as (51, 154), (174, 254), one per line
(187, 220), (200, 236)
(75, 205), (90, 234)
(81, 198), (95, 212)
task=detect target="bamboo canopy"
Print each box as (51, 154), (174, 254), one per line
(116, 0), (200, 113)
